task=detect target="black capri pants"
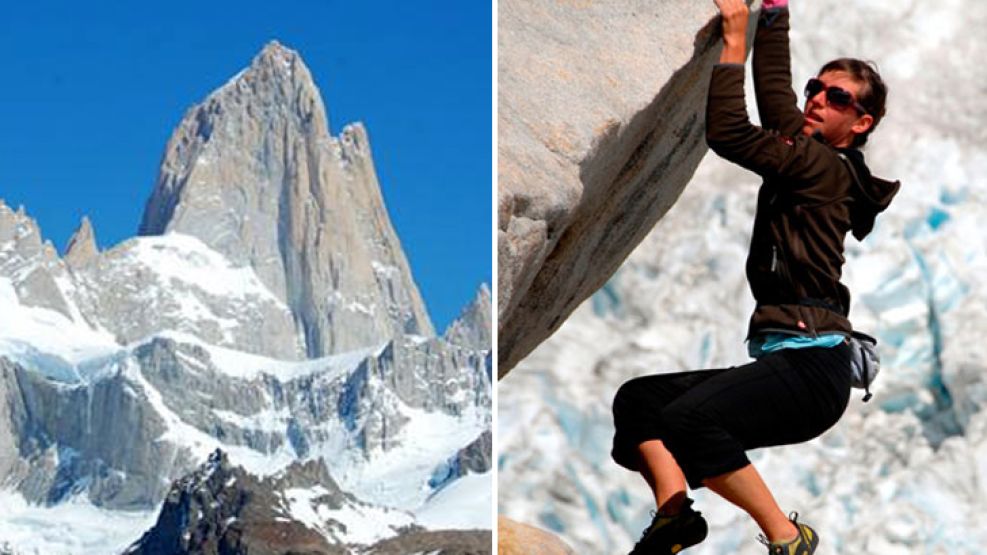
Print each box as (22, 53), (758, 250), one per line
(611, 343), (852, 489)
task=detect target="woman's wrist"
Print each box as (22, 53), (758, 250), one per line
(715, 0), (750, 64)
(720, 41), (746, 64)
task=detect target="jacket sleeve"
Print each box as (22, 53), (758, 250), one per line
(752, 8), (804, 136)
(706, 63), (831, 186)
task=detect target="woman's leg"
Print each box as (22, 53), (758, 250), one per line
(703, 464), (798, 542)
(635, 438), (796, 540)
(634, 437), (795, 539)
(637, 439), (687, 514)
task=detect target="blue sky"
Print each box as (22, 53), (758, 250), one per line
(0, 1), (492, 334)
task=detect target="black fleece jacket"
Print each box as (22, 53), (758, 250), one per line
(705, 8), (900, 339)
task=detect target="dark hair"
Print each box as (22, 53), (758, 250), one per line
(818, 58), (887, 148)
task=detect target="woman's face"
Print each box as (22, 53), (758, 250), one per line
(801, 70), (874, 148)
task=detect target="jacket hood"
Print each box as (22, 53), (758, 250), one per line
(838, 148), (900, 241)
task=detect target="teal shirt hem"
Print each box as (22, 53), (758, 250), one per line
(748, 332), (845, 359)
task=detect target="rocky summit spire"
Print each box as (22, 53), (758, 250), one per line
(137, 41), (434, 357)
(443, 283), (492, 351)
(64, 216), (98, 268)
(0, 200), (74, 318)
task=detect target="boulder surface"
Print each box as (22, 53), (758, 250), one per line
(498, 517), (574, 555)
(498, 0), (745, 376)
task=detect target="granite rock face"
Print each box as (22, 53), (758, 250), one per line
(498, 1), (739, 376)
(139, 41), (433, 358)
(0, 357), (180, 509)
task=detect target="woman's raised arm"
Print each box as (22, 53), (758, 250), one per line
(752, 3), (804, 136)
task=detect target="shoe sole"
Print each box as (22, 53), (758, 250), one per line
(632, 516), (708, 555)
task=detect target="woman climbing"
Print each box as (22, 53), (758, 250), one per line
(610, 0), (900, 553)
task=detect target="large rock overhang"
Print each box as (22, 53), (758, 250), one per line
(498, 1), (753, 377)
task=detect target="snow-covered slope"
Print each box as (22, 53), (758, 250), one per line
(71, 232), (303, 360)
(498, 1), (987, 553)
(0, 276), (118, 383)
(417, 471), (493, 530)
(0, 491), (157, 555)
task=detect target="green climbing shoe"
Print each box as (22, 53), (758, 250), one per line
(758, 512), (820, 555)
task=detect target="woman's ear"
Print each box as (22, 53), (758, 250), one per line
(852, 114), (874, 136)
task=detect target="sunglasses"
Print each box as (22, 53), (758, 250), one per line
(804, 78), (868, 115)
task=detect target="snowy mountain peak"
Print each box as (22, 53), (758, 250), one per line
(253, 39), (302, 71)
(64, 216), (98, 267)
(0, 199), (41, 247)
(236, 39), (326, 130)
(137, 40), (433, 357)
